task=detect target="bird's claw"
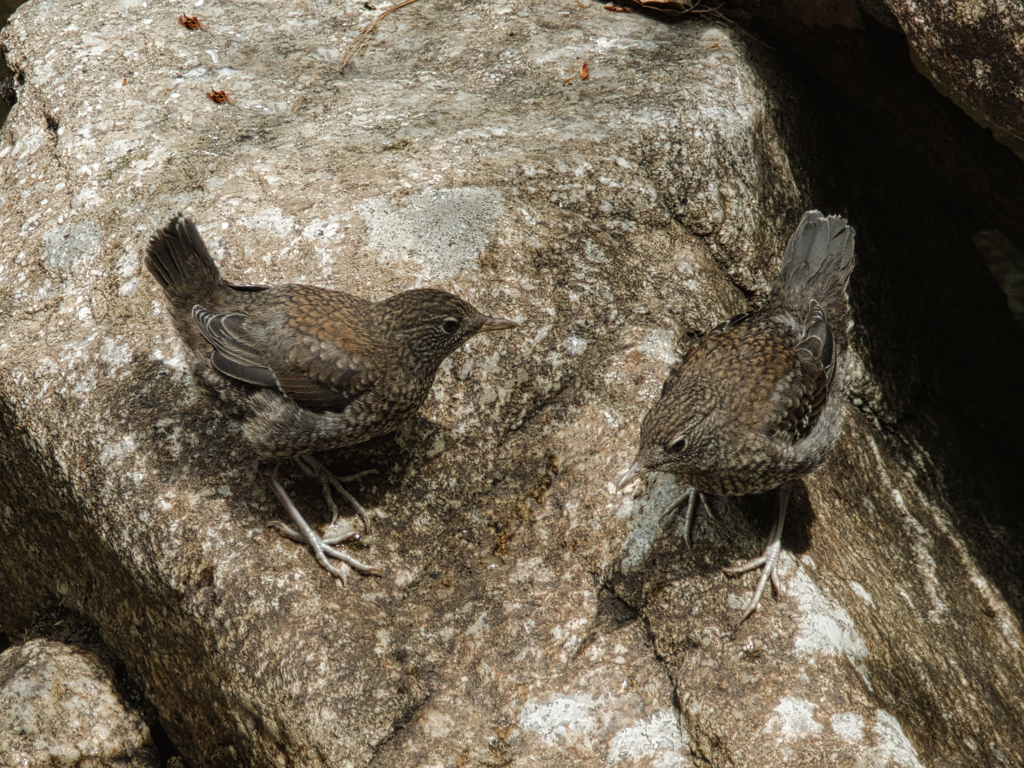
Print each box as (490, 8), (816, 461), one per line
(268, 470), (381, 582)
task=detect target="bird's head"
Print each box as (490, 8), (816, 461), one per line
(617, 385), (710, 491)
(382, 288), (518, 364)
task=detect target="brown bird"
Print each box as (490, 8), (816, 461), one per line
(618, 211), (856, 623)
(144, 214), (518, 580)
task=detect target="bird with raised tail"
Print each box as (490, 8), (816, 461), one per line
(618, 210), (856, 623)
(144, 214), (518, 581)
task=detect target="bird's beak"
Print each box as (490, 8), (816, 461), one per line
(479, 316), (519, 332)
(616, 460), (649, 492)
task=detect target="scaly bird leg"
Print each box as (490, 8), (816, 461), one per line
(267, 465), (380, 581)
(722, 483), (792, 624)
(296, 454), (376, 533)
(660, 487), (713, 549)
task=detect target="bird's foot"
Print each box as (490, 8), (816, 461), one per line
(268, 520), (378, 578)
(722, 539), (784, 624)
(268, 467), (380, 582)
(295, 454), (376, 532)
(660, 487), (713, 549)
(722, 484), (791, 624)
(268, 516), (360, 546)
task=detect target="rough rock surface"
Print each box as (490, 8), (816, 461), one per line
(1, 1), (1023, 767)
(882, 0), (1024, 151)
(0, 639), (158, 768)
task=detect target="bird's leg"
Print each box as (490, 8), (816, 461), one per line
(295, 454), (375, 533)
(269, 455), (374, 544)
(723, 483), (792, 624)
(660, 487), (713, 549)
(267, 464), (380, 581)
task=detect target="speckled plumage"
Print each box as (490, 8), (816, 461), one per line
(619, 210), (856, 622)
(144, 214), (517, 579)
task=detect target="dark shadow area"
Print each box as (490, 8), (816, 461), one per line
(0, 0), (25, 127)
(736, 484), (814, 557)
(276, 430), (409, 521)
(764, 12), (1024, 618)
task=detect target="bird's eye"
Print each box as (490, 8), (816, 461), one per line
(669, 435), (688, 453)
(440, 318), (459, 334)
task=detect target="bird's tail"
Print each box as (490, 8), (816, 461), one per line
(772, 210), (856, 314)
(144, 215), (222, 309)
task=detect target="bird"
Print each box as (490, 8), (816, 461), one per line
(618, 210), (856, 623)
(144, 214), (518, 581)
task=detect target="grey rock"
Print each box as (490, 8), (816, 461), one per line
(1, 1), (1023, 767)
(361, 187), (506, 280)
(0, 639), (158, 768)
(43, 221), (103, 275)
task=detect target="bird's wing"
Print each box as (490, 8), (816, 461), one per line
(763, 313), (830, 442)
(794, 300), (835, 381)
(272, 334), (381, 413)
(764, 356), (828, 442)
(191, 306), (280, 389)
(191, 305), (378, 412)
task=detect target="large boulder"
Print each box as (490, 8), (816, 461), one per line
(0, 638), (159, 768)
(882, 0), (1024, 152)
(2, 1), (1023, 765)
